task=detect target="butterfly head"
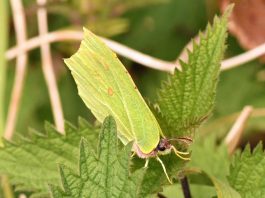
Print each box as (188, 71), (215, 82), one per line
(156, 138), (172, 155)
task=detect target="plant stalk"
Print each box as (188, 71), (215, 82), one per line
(180, 176), (192, 198)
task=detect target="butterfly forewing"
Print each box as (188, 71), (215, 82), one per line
(65, 29), (161, 154)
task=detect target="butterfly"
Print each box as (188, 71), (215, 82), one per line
(65, 29), (190, 183)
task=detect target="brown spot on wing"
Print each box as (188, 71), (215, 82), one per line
(108, 87), (114, 96)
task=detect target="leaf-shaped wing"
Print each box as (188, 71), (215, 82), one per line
(65, 29), (161, 153)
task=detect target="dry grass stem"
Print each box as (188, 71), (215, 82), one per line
(5, 0), (28, 140)
(225, 106), (253, 155)
(6, 30), (177, 73)
(221, 42), (265, 70)
(36, 0), (64, 133)
(6, 30), (265, 73)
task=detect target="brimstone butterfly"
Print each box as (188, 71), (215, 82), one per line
(65, 29), (190, 183)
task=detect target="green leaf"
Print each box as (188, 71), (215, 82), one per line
(50, 116), (146, 198)
(157, 7), (230, 137)
(179, 169), (241, 198)
(133, 153), (185, 197)
(228, 143), (265, 197)
(179, 135), (240, 198)
(161, 183), (216, 198)
(0, 119), (98, 196)
(210, 176), (241, 198)
(188, 135), (230, 181)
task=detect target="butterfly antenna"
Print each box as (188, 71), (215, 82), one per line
(171, 146), (191, 161)
(168, 137), (193, 145)
(156, 156), (173, 184)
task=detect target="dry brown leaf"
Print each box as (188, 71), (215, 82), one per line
(220, 0), (265, 54)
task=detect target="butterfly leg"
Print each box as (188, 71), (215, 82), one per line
(131, 151), (136, 158)
(156, 156), (172, 184)
(144, 158), (149, 168)
(171, 146), (191, 161)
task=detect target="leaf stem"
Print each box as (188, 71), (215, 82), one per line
(180, 176), (192, 198)
(157, 193), (167, 198)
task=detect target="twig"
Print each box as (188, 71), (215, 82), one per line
(101, 37), (178, 73)
(179, 176), (192, 198)
(5, 0), (28, 140)
(225, 106), (253, 155)
(6, 30), (265, 73)
(36, 0), (64, 133)
(6, 30), (84, 59)
(177, 34), (265, 71)
(6, 30), (177, 73)
(221, 43), (265, 70)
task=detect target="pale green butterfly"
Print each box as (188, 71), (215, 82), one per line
(65, 29), (190, 183)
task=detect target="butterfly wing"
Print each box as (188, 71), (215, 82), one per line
(65, 29), (161, 154)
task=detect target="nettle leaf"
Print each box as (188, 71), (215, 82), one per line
(132, 153), (185, 197)
(209, 175), (241, 198)
(0, 118), (98, 197)
(188, 135), (230, 181)
(228, 143), (265, 197)
(50, 116), (146, 198)
(184, 135), (240, 198)
(157, 7), (231, 137)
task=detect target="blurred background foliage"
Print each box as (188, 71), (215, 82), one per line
(3, 0), (265, 145)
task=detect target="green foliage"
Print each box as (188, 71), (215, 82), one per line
(209, 176), (241, 198)
(188, 135), (230, 181)
(58, 0), (167, 37)
(50, 116), (146, 198)
(216, 61), (265, 117)
(161, 184), (216, 198)
(132, 153), (185, 197)
(0, 118), (98, 196)
(65, 29), (161, 154)
(119, 0), (207, 60)
(157, 8), (230, 137)
(4, 67), (92, 135)
(228, 143), (265, 197)
(183, 135), (240, 198)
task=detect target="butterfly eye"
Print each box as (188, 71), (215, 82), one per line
(156, 139), (170, 151)
(157, 144), (166, 151)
